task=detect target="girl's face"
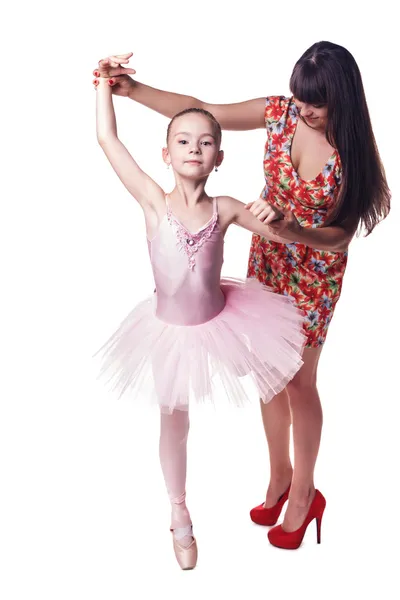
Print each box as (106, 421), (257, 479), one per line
(163, 114), (223, 178)
(293, 98), (328, 131)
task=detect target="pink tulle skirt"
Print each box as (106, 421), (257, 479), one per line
(95, 278), (306, 412)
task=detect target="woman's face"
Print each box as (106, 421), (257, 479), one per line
(293, 98), (328, 131)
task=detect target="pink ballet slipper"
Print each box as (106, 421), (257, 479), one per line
(170, 525), (198, 570)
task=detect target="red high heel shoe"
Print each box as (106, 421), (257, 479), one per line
(268, 489), (326, 549)
(249, 485), (291, 526)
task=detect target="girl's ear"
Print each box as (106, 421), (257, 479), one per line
(162, 147), (170, 166)
(215, 149), (224, 168)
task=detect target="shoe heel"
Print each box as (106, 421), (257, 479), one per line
(268, 489), (326, 550)
(316, 515), (322, 544)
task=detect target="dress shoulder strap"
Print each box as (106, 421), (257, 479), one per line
(212, 197), (218, 215)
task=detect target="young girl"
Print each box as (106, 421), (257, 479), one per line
(94, 75), (306, 569)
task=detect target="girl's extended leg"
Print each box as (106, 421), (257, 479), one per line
(159, 408), (193, 546)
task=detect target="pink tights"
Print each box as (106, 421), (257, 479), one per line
(159, 409), (192, 531)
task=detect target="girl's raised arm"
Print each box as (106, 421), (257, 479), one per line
(96, 78), (165, 211)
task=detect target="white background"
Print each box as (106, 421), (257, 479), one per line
(1, 1), (399, 598)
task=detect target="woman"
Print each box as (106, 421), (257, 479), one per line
(92, 41), (390, 549)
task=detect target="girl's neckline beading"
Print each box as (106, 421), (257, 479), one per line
(166, 197), (218, 270)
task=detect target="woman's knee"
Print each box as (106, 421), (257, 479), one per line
(286, 373), (318, 405)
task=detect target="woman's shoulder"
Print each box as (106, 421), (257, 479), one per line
(264, 96), (293, 126)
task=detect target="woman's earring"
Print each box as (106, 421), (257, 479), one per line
(167, 163), (170, 169)
(215, 167), (218, 172)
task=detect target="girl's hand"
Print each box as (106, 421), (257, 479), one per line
(245, 198), (302, 238)
(245, 198), (283, 224)
(92, 52), (136, 97)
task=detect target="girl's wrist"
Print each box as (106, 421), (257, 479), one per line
(95, 77), (114, 92)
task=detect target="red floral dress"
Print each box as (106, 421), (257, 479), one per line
(247, 96), (348, 348)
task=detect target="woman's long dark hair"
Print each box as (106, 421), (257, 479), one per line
(290, 41), (390, 235)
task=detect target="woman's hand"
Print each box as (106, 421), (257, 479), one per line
(245, 198), (302, 239)
(92, 52), (136, 97)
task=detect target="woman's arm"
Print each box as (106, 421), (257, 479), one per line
(129, 83), (266, 131)
(95, 53), (266, 131)
(225, 197), (355, 251)
(287, 225), (356, 252)
(245, 198), (356, 252)
(96, 78), (165, 209)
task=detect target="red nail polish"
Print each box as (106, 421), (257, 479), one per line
(109, 79), (114, 85)
(95, 71), (100, 77)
